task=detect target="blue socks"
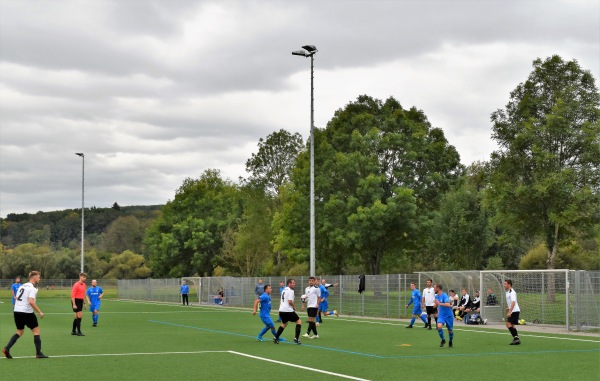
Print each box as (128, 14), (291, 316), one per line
(259, 327), (269, 337)
(438, 328), (444, 340)
(420, 315), (427, 324)
(449, 331), (454, 341)
(410, 318), (416, 326)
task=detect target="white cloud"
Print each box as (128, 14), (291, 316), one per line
(1, 0), (598, 216)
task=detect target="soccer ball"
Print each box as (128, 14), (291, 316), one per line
(300, 294), (307, 303)
(518, 318), (526, 325)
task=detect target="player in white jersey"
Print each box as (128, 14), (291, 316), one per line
(273, 279), (302, 345)
(504, 279), (521, 345)
(2, 271), (49, 359)
(301, 276), (321, 338)
(422, 279), (437, 330)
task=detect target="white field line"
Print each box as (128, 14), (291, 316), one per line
(337, 317), (600, 344)
(0, 348), (371, 380)
(228, 350), (371, 381)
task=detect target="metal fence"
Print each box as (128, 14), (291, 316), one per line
(116, 270), (599, 332)
(4, 270), (596, 332)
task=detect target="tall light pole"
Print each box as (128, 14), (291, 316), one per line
(75, 153), (85, 273)
(292, 44), (317, 277)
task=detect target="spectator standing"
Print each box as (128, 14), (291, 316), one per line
(180, 280), (190, 306)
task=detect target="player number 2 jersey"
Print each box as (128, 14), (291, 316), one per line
(14, 282), (39, 313)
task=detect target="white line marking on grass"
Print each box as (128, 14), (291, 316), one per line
(1, 350), (229, 360)
(228, 351), (371, 381)
(337, 317), (600, 344)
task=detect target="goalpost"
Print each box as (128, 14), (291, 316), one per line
(480, 269), (570, 329)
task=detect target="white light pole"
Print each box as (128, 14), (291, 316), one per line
(292, 45), (317, 277)
(75, 153), (85, 273)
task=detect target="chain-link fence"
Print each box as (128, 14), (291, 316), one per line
(5, 270), (596, 332)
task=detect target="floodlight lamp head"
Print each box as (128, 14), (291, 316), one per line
(302, 45), (317, 53)
(292, 50), (309, 57)
(75, 153), (84, 157)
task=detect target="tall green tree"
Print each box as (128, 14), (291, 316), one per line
(217, 185), (273, 276)
(488, 55), (600, 272)
(146, 169), (241, 277)
(276, 96), (463, 274)
(245, 129), (304, 196)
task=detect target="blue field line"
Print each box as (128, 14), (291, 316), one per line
(148, 320), (600, 360)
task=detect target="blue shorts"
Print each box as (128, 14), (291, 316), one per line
(412, 305), (422, 315)
(260, 316), (274, 327)
(437, 314), (454, 330)
(319, 301), (329, 311)
(89, 303), (101, 312)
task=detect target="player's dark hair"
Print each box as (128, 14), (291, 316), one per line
(436, 283), (444, 291)
(505, 279), (513, 287)
(80, 272), (88, 278)
(29, 270), (40, 278)
(287, 278), (295, 286)
(309, 276), (316, 280)
(264, 284), (270, 291)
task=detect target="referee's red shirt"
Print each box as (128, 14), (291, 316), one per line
(71, 281), (86, 299)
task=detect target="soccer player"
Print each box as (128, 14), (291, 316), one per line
(317, 277), (339, 323)
(301, 276), (321, 339)
(71, 272), (87, 336)
(433, 283), (454, 348)
(252, 284), (284, 342)
(504, 279), (521, 345)
(405, 282), (427, 328)
(86, 279), (104, 327)
(10, 276), (21, 306)
(422, 278), (437, 329)
(276, 280), (285, 322)
(2, 271), (49, 359)
(273, 278), (302, 345)
(180, 280), (190, 306)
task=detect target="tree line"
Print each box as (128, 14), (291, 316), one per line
(1, 55), (598, 279)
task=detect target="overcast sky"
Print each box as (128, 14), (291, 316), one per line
(1, 0), (598, 217)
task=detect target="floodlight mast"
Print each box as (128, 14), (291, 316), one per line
(75, 153), (85, 272)
(291, 44), (317, 277)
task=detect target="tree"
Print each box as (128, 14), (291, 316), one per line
(101, 216), (144, 254)
(245, 129), (304, 196)
(146, 169), (241, 277)
(217, 185), (273, 276)
(275, 95), (463, 274)
(104, 250), (151, 279)
(489, 55), (600, 270)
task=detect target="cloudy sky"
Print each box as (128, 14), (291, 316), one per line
(1, 0), (598, 217)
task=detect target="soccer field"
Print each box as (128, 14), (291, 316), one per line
(1, 299), (598, 380)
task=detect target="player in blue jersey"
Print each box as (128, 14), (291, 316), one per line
(317, 278), (339, 324)
(86, 279), (104, 327)
(433, 283), (454, 348)
(252, 284), (285, 342)
(11, 276), (21, 306)
(405, 282), (427, 328)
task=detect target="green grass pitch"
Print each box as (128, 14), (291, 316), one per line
(1, 298), (598, 380)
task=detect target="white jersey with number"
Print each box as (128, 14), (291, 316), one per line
(279, 286), (295, 312)
(505, 288), (520, 313)
(422, 287), (436, 306)
(13, 282), (38, 314)
(304, 285), (321, 308)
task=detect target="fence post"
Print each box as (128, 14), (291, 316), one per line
(565, 269), (570, 332)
